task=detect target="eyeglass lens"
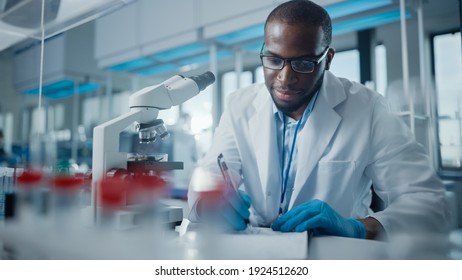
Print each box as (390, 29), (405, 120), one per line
(261, 56), (315, 73)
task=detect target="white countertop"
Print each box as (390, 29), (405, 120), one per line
(0, 215), (452, 260)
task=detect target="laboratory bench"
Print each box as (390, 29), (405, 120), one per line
(0, 213), (455, 260)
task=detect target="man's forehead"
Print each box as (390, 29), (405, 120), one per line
(265, 21), (324, 40)
(264, 23), (324, 53)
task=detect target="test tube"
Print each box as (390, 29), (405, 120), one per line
(4, 168), (16, 219)
(0, 167), (5, 220)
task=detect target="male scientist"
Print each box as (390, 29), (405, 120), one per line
(188, 0), (448, 240)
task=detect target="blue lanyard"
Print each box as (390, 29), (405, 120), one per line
(279, 116), (302, 215)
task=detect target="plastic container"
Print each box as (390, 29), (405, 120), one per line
(50, 174), (84, 228)
(16, 169), (50, 220)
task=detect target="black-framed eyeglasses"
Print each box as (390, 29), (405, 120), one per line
(260, 44), (330, 74)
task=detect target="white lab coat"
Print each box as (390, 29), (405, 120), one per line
(188, 71), (448, 235)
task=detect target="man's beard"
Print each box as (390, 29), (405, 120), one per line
(271, 72), (324, 115)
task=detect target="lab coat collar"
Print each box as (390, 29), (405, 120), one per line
(249, 86), (282, 217)
(290, 70), (345, 208)
(321, 70), (347, 108)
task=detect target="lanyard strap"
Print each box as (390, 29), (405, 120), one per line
(279, 117), (302, 215)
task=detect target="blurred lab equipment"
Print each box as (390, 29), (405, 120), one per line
(90, 71), (215, 229)
(0, 129), (16, 166)
(0, 130), (6, 159)
(0, 167), (19, 220)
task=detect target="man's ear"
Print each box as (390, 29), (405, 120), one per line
(325, 48), (335, 70)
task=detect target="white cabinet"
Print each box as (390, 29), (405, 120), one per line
(94, 0), (276, 68)
(13, 23), (101, 92)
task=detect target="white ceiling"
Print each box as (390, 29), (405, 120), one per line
(0, 0), (350, 53)
(0, 0), (458, 54)
(0, 0), (132, 51)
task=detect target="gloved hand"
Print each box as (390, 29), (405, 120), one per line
(271, 199), (366, 239)
(219, 189), (252, 231)
(197, 188), (251, 231)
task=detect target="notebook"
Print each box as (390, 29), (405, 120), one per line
(177, 219), (310, 259)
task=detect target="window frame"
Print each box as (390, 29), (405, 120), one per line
(430, 29), (462, 178)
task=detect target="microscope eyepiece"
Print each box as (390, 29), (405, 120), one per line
(189, 71), (216, 91)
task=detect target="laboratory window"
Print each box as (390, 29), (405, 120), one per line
(329, 49), (360, 83)
(255, 66), (264, 84)
(82, 96), (103, 132)
(433, 31), (462, 170)
(375, 44), (387, 96)
(0, 112), (13, 154)
(30, 106), (46, 134)
(181, 85), (213, 157)
(112, 91), (130, 118)
(221, 70), (253, 111)
(55, 104), (65, 130)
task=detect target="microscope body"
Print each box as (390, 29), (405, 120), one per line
(90, 72), (215, 227)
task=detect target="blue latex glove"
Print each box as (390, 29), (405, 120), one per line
(219, 189), (252, 231)
(271, 199), (366, 239)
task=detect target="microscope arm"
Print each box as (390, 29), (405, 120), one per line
(91, 109), (144, 208)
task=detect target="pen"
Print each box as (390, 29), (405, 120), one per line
(217, 153), (250, 225)
(217, 153), (235, 190)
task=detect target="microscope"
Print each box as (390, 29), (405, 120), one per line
(90, 71), (215, 229)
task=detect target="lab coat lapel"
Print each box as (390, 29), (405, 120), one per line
(249, 89), (281, 215)
(290, 72), (344, 208)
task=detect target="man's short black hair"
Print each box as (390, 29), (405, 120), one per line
(265, 0), (332, 47)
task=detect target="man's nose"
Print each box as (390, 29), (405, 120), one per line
(277, 62), (297, 84)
